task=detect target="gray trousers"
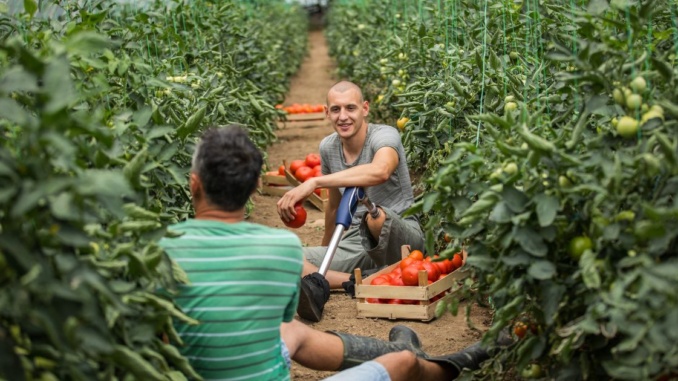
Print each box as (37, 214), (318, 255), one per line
(303, 206), (424, 273)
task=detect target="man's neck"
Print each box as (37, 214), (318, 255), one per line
(342, 122), (369, 157)
(194, 203), (246, 224)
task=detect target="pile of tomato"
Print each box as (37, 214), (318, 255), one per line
(276, 103), (325, 114)
(279, 153), (328, 197)
(365, 249), (464, 304)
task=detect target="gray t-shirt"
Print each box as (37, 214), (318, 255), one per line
(319, 123), (416, 226)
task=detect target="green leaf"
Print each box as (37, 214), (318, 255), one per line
(540, 282), (566, 325)
(528, 260), (556, 280)
(23, 0), (37, 17)
(44, 57), (76, 114)
(501, 185), (529, 213)
(587, 0), (609, 15)
(0, 66), (38, 93)
(423, 192), (438, 213)
(514, 226), (548, 257)
(585, 94), (608, 114)
(534, 194), (558, 227)
(77, 170), (133, 197)
(65, 32), (114, 54)
(489, 202), (513, 223)
(580, 250), (600, 289)
(0, 98), (37, 127)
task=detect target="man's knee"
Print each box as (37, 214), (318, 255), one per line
(375, 351), (421, 381)
(366, 207), (386, 240)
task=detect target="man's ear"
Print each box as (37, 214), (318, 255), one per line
(190, 172), (202, 199)
(363, 100), (369, 116)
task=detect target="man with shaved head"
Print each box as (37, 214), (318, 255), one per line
(277, 81), (424, 321)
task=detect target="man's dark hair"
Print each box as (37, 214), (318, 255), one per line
(191, 125), (262, 211)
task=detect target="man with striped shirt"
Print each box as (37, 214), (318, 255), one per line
(160, 126), (304, 381)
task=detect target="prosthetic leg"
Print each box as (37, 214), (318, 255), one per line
(296, 187), (380, 322)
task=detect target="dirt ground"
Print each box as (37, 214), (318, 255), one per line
(247, 30), (491, 380)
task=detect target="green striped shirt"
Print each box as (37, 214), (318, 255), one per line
(160, 219), (303, 381)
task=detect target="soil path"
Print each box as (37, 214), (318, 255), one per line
(248, 30), (491, 380)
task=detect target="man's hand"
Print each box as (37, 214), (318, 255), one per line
(277, 179), (316, 222)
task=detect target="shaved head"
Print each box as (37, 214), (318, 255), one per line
(327, 81), (364, 104)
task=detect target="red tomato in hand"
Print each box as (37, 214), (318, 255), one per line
(289, 160), (305, 174)
(295, 166), (313, 182)
(305, 153), (321, 168)
(283, 203), (306, 229)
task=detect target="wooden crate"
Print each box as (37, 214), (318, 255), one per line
(259, 172), (292, 197)
(354, 245), (468, 321)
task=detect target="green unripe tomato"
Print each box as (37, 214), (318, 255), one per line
(509, 51), (519, 60)
(504, 102), (518, 112)
(629, 76), (647, 93)
(503, 162), (518, 175)
(625, 94), (642, 110)
(612, 88), (624, 105)
(558, 175), (571, 187)
(568, 236), (592, 261)
(616, 116), (639, 138)
(521, 364), (543, 379)
(505, 95), (515, 103)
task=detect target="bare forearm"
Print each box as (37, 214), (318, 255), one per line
(309, 163), (389, 190)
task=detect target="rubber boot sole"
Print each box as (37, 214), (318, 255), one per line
(296, 279), (324, 322)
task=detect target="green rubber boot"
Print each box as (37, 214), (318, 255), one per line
(329, 325), (427, 370)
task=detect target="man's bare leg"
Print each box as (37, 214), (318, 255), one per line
(281, 320), (343, 371)
(365, 207), (386, 241)
(374, 351), (454, 381)
(303, 260), (350, 289)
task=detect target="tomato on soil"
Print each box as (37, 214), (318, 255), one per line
(283, 203), (306, 229)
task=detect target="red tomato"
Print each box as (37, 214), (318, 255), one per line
(314, 188), (321, 197)
(295, 166), (313, 182)
(366, 298), (381, 304)
(421, 262), (440, 282)
(438, 273), (447, 281)
(390, 267), (402, 277)
(451, 253), (463, 270)
(389, 276), (404, 286)
(289, 160), (305, 174)
(387, 299), (404, 304)
(408, 250), (424, 261)
(371, 275), (390, 286)
(282, 203), (306, 229)
(278, 165), (285, 176)
(402, 264), (423, 286)
(399, 257), (417, 271)
(305, 153), (321, 168)
(443, 259), (453, 273)
(312, 165), (322, 177)
(432, 260), (447, 275)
